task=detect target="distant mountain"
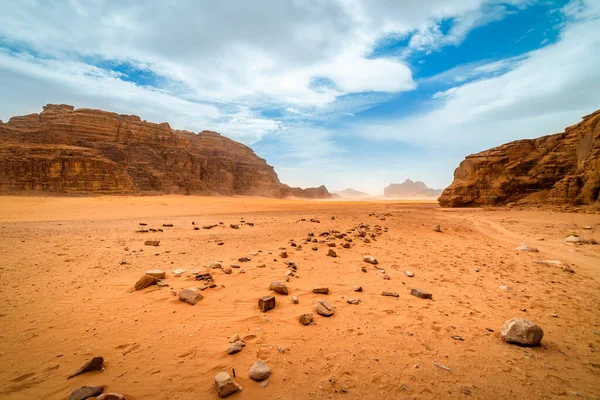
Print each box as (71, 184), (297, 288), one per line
(335, 188), (370, 198)
(384, 179), (442, 198)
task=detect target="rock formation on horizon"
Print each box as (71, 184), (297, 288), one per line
(383, 179), (442, 198)
(335, 188), (370, 198)
(439, 110), (600, 207)
(0, 104), (331, 198)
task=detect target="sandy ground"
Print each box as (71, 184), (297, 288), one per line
(0, 195), (599, 400)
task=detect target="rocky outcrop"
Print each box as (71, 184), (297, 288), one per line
(0, 104), (331, 198)
(335, 188), (369, 198)
(384, 179), (442, 198)
(439, 110), (600, 207)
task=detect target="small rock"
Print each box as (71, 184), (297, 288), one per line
(238, 257), (251, 262)
(291, 296), (299, 304)
(172, 268), (186, 276)
(312, 246), (318, 251)
(361, 266), (367, 273)
(144, 240), (160, 246)
(405, 271), (414, 277)
(209, 262), (222, 269)
(327, 249), (337, 257)
(269, 281), (289, 295)
(179, 289), (203, 305)
(582, 225), (592, 230)
(312, 287), (329, 294)
(230, 224), (239, 229)
(195, 272), (214, 282)
(248, 360), (271, 381)
(261, 381), (269, 388)
(382, 291), (399, 298)
(383, 274), (390, 280)
(327, 242), (336, 247)
(230, 263), (240, 268)
(500, 318), (543, 346)
(410, 289), (432, 299)
(299, 313), (314, 325)
(228, 341), (245, 355)
(96, 394), (126, 400)
(145, 269), (166, 279)
(451, 335), (464, 341)
(222, 268), (232, 274)
(433, 224), (441, 232)
(257, 263), (266, 268)
(156, 280), (169, 287)
(258, 296), (276, 312)
(352, 286), (363, 292)
(69, 386), (104, 400)
(67, 356), (104, 380)
(363, 238), (371, 243)
(363, 256), (378, 265)
(203, 225), (213, 230)
(134, 275), (158, 291)
(279, 251), (288, 258)
(230, 333), (240, 343)
(316, 299), (334, 316)
(516, 244), (539, 252)
(342, 243), (351, 249)
(347, 298), (361, 305)
(214, 372), (242, 397)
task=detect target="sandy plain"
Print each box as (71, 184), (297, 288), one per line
(0, 195), (599, 399)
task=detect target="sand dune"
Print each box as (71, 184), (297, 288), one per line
(0, 196), (599, 399)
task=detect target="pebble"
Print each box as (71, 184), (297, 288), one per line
(209, 262), (222, 269)
(433, 225), (441, 232)
(352, 286), (363, 292)
(383, 274), (390, 280)
(382, 291), (399, 298)
(516, 244), (539, 252)
(327, 249), (337, 257)
(222, 268), (232, 274)
(363, 256), (378, 265)
(172, 268), (186, 276)
(312, 287), (329, 294)
(269, 281), (289, 295)
(410, 289), (432, 299)
(248, 360), (271, 381)
(312, 246), (318, 251)
(134, 275), (157, 291)
(405, 271), (414, 277)
(258, 296), (276, 312)
(179, 289), (203, 305)
(144, 240), (160, 246)
(299, 313), (314, 325)
(347, 299), (361, 305)
(230, 264), (240, 268)
(291, 296), (299, 304)
(500, 318), (543, 346)
(316, 299), (334, 316)
(228, 341), (245, 355)
(96, 394), (126, 400)
(230, 333), (240, 343)
(214, 372), (242, 397)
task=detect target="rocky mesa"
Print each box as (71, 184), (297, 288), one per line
(439, 110), (600, 207)
(0, 104), (331, 198)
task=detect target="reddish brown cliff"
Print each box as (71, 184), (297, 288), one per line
(0, 104), (331, 198)
(439, 110), (600, 207)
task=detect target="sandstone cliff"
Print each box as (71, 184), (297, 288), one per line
(0, 104), (331, 198)
(384, 179), (442, 198)
(439, 110), (600, 207)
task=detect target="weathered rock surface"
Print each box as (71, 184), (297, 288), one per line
(69, 385), (104, 400)
(248, 360), (271, 381)
(500, 318), (544, 346)
(258, 296), (276, 312)
(214, 372), (242, 397)
(439, 110), (600, 207)
(67, 356), (104, 380)
(299, 313), (314, 325)
(269, 281), (289, 295)
(316, 299), (334, 316)
(0, 104), (331, 198)
(96, 394), (126, 400)
(179, 289), (203, 305)
(384, 179), (442, 198)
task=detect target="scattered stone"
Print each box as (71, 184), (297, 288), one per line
(383, 274), (390, 280)
(145, 269), (166, 279)
(179, 289), (203, 305)
(139, 223), (147, 226)
(433, 224), (441, 232)
(451, 335), (464, 341)
(316, 299), (334, 316)
(410, 289), (432, 299)
(582, 225), (592, 230)
(144, 240), (160, 246)
(279, 251), (288, 258)
(96, 394), (126, 400)
(500, 318), (543, 346)
(230, 224), (239, 229)
(291, 296), (299, 304)
(363, 238), (371, 243)
(172, 268), (186, 276)
(134, 275), (158, 291)
(327, 249), (337, 257)
(230, 333), (240, 343)
(223, 268), (232, 274)
(238, 257), (251, 262)
(195, 272), (214, 282)
(516, 244), (539, 252)
(405, 271), (414, 277)
(214, 372), (242, 397)
(69, 386), (104, 400)
(203, 225), (214, 230)
(363, 256), (378, 265)
(248, 360), (271, 381)
(312, 287), (329, 294)
(433, 362), (451, 372)
(327, 242), (336, 247)
(67, 356), (104, 380)
(342, 243), (351, 249)
(228, 341), (245, 355)
(361, 266), (367, 273)
(156, 280), (169, 287)
(312, 246), (318, 251)
(257, 263), (266, 268)
(163, 223), (173, 227)
(382, 291), (399, 298)
(347, 299), (361, 305)
(352, 286), (363, 292)
(299, 313), (314, 325)
(209, 262), (222, 269)
(499, 284), (512, 291)
(230, 264), (240, 269)
(258, 296), (276, 312)
(269, 281), (289, 295)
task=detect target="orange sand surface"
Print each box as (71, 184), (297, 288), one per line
(0, 195), (599, 399)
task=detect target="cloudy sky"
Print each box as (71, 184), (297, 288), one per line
(1, 0), (599, 194)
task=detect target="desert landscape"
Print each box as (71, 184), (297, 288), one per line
(0, 195), (599, 399)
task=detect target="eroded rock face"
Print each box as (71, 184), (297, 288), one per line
(0, 104), (331, 198)
(439, 110), (600, 207)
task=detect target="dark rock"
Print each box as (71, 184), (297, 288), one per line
(67, 356), (104, 380)
(69, 386), (104, 400)
(258, 296), (276, 312)
(410, 289), (432, 299)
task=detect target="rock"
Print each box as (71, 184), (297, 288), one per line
(144, 240), (160, 246)
(405, 271), (414, 277)
(69, 386), (104, 400)
(195, 272), (213, 282)
(203, 225), (213, 230)
(516, 244), (539, 252)
(179, 289), (203, 305)
(214, 372), (242, 397)
(433, 224), (441, 232)
(299, 313), (314, 325)
(258, 296), (276, 312)
(230, 333), (240, 343)
(279, 251), (288, 258)
(172, 268), (186, 276)
(565, 235), (594, 244)
(291, 296), (299, 304)
(134, 275), (158, 291)
(230, 263), (240, 268)
(156, 280), (169, 287)
(582, 225), (592, 230)
(382, 291), (399, 298)
(352, 286), (363, 292)
(439, 110), (600, 207)
(342, 243), (351, 249)
(222, 268), (232, 274)
(230, 224), (239, 229)
(311, 246), (318, 251)
(410, 289), (432, 299)
(312, 287), (329, 294)
(500, 318), (544, 346)
(347, 299), (361, 305)
(327, 249), (337, 257)
(363, 256), (378, 265)
(209, 262), (222, 269)
(316, 299), (334, 316)
(363, 238), (371, 243)
(248, 360), (271, 381)
(269, 281), (289, 295)
(67, 356), (104, 380)
(228, 341), (245, 355)
(145, 269), (166, 279)
(238, 257), (251, 262)
(96, 394), (126, 400)
(383, 274), (390, 280)
(257, 263), (266, 268)
(327, 242), (336, 247)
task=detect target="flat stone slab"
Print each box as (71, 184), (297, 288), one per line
(410, 289), (432, 299)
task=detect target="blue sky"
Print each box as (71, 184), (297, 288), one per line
(1, 0), (599, 194)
